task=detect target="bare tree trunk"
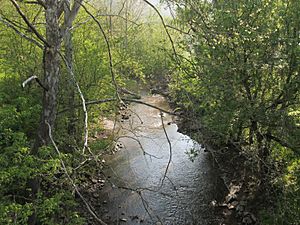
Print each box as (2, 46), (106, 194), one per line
(29, 1), (61, 224)
(33, 0), (61, 154)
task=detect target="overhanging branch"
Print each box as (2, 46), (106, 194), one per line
(80, 3), (122, 102)
(58, 97), (178, 116)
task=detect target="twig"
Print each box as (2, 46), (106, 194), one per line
(125, 98), (178, 115)
(24, 1), (46, 8)
(58, 98), (116, 114)
(126, 107), (144, 124)
(46, 121), (107, 225)
(118, 135), (161, 159)
(80, 3), (122, 103)
(159, 111), (172, 186)
(9, 0), (50, 47)
(166, 24), (191, 35)
(59, 52), (89, 154)
(142, 0), (178, 62)
(70, 13), (140, 31)
(0, 16), (43, 49)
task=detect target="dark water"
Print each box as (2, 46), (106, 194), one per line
(99, 95), (226, 225)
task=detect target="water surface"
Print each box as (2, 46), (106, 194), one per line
(99, 95), (226, 225)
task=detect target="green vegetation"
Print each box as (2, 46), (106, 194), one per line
(0, 0), (299, 224)
(169, 0), (299, 224)
(0, 1), (171, 224)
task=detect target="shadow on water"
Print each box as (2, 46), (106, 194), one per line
(98, 95), (226, 225)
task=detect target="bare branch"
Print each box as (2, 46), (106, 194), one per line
(117, 0), (126, 15)
(0, 16), (44, 49)
(142, 0), (178, 61)
(159, 111), (172, 186)
(22, 75), (48, 91)
(22, 75), (37, 88)
(57, 0), (65, 18)
(118, 135), (161, 159)
(24, 1), (46, 8)
(266, 133), (299, 154)
(2, 16), (29, 31)
(59, 97), (179, 116)
(166, 24), (191, 35)
(9, 0), (49, 47)
(119, 87), (141, 99)
(70, 13), (141, 30)
(59, 51), (89, 154)
(80, 3), (122, 103)
(46, 121), (107, 225)
(58, 98), (115, 114)
(123, 98), (178, 116)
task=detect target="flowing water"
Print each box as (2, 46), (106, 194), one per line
(99, 95), (226, 225)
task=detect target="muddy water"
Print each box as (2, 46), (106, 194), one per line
(99, 95), (226, 225)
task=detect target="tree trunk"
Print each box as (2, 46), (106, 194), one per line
(33, 0), (61, 153)
(29, 1), (61, 224)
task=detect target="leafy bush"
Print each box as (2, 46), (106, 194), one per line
(0, 76), (85, 224)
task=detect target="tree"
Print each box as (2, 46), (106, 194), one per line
(169, 0), (300, 223)
(1, 1), (84, 223)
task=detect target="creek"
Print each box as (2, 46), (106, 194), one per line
(98, 94), (226, 225)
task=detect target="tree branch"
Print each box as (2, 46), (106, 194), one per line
(159, 111), (173, 187)
(70, 13), (141, 30)
(0, 16), (44, 49)
(22, 75), (48, 91)
(58, 97), (178, 116)
(142, 0), (178, 61)
(9, 0), (49, 47)
(266, 133), (299, 154)
(60, 0), (84, 37)
(24, 1), (46, 8)
(46, 122), (107, 225)
(80, 3), (122, 103)
(59, 51), (89, 154)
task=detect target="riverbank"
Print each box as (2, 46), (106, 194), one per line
(176, 117), (259, 225)
(149, 83), (259, 225)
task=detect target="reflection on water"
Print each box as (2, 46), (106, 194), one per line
(99, 95), (225, 225)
